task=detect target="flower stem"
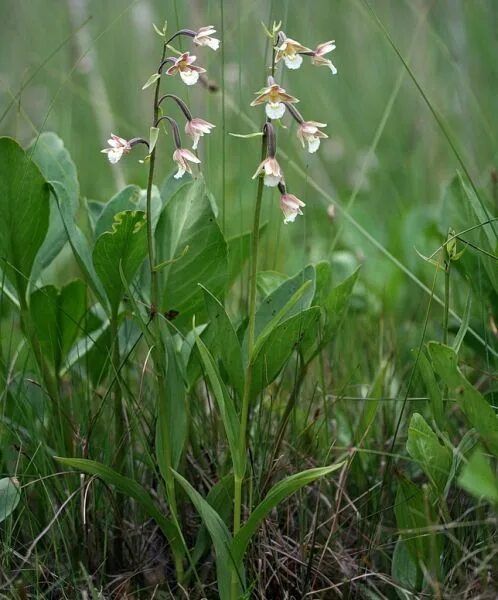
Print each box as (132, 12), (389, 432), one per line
(231, 134), (267, 600)
(145, 40), (184, 583)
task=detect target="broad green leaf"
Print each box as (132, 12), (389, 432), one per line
(458, 448), (498, 504)
(256, 270), (288, 297)
(61, 314), (109, 376)
(392, 537), (420, 595)
(320, 266), (360, 346)
(55, 457), (183, 557)
(226, 224), (267, 288)
(191, 474), (234, 567)
(94, 185), (141, 238)
(155, 177), (228, 330)
(200, 285), (245, 399)
(250, 307), (321, 398)
(53, 181), (108, 310)
(252, 265), (316, 344)
(28, 133), (79, 282)
(417, 350), (444, 430)
(30, 280), (87, 372)
(93, 210), (148, 315)
(394, 478), (440, 570)
(251, 280), (313, 360)
(406, 413), (451, 493)
(0, 477), (21, 523)
(156, 330), (187, 474)
(0, 137), (50, 299)
(354, 359), (388, 446)
(232, 463), (343, 567)
(159, 171), (192, 206)
(195, 334), (244, 478)
(428, 342), (498, 457)
(172, 470), (236, 600)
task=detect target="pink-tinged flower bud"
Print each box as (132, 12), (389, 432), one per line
(166, 52), (206, 86)
(275, 37), (312, 70)
(250, 83), (299, 120)
(173, 148), (201, 179)
(101, 134), (132, 164)
(185, 118), (215, 150)
(297, 121), (328, 153)
(312, 41), (337, 74)
(193, 26), (220, 51)
(280, 193), (305, 224)
(252, 156), (283, 187)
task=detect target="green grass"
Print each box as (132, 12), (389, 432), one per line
(1, 0), (498, 598)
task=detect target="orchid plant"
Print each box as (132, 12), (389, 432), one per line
(0, 17), (351, 600)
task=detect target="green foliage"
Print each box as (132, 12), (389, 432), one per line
(55, 457), (183, 557)
(458, 448), (498, 505)
(406, 413), (451, 493)
(0, 137), (50, 300)
(29, 280), (87, 372)
(201, 285), (245, 399)
(155, 177), (228, 329)
(28, 133), (79, 283)
(0, 477), (20, 523)
(93, 210), (148, 316)
(429, 342), (498, 457)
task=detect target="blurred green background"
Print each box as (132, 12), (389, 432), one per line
(1, 0), (497, 321)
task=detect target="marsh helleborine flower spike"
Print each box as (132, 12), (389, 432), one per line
(312, 41), (337, 74)
(250, 83), (299, 120)
(275, 37), (312, 70)
(101, 134), (132, 164)
(193, 26), (220, 50)
(297, 121), (328, 153)
(185, 118), (216, 150)
(173, 148), (201, 179)
(166, 52), (206, 86)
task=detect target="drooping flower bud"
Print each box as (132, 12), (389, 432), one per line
(252, 156), (283, 187)
(312, 41), (337, 74)
(193, 26), (220, 50)
(297, 121), (328, 153)
(173, 148), (201, 179)
(280, 192), (305, 223)
(185, 118), (215, 150)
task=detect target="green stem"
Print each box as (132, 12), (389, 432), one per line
(144, 40), (184, 584)
(443, 260), (450, 346)
(110, 314), (125, 565)
(21, 307), (72, 454)
(231, 137), (266, 600)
